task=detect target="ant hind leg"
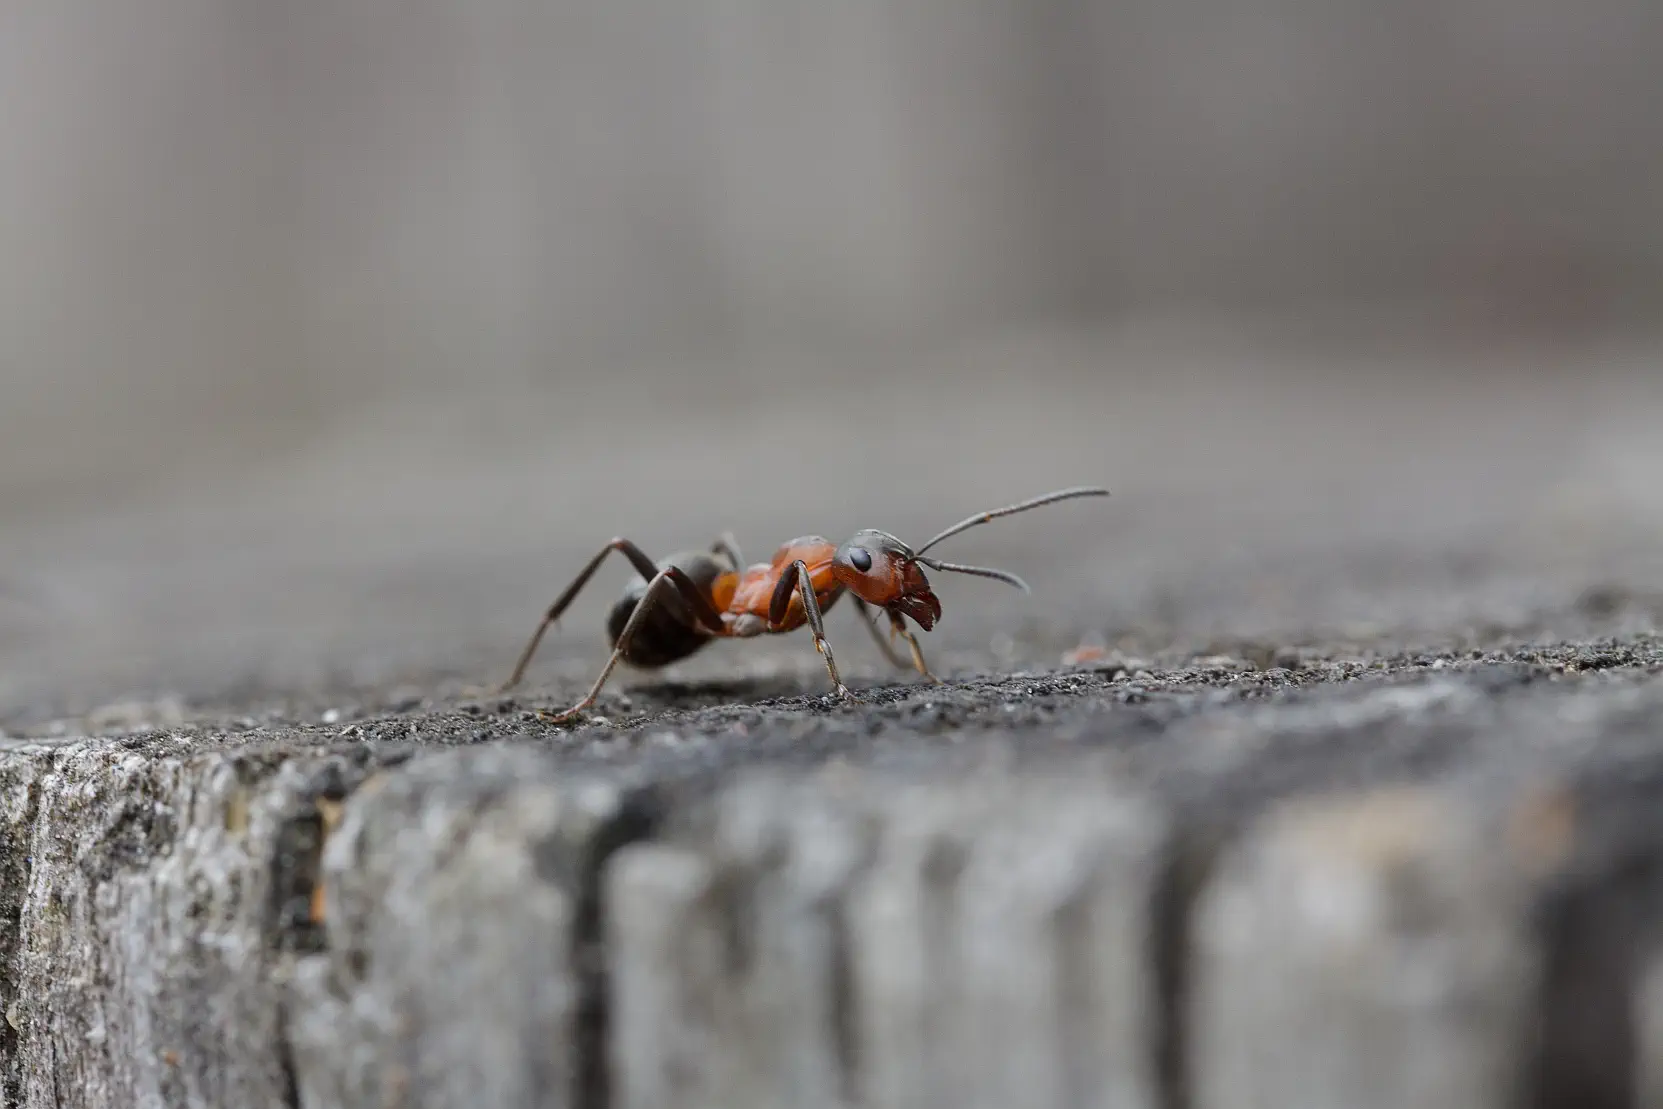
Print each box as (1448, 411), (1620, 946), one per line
(537, 567), (723, 724)
(499, 538), (662, 693)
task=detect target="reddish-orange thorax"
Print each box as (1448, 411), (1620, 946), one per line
(724, 537), (841, 632)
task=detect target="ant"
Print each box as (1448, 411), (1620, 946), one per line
(499, 486), (1109, 723)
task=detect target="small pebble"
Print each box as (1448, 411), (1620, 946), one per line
(1062, 644), (1110, 666)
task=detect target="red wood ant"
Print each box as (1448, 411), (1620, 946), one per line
(499, 486), (1109, 723)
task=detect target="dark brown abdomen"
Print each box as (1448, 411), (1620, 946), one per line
(605, 550), (725, 669)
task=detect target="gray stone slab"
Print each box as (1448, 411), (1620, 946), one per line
(1637, 956), (1663, 1109)
(1190, 785), (1549, 1109)
(603, 766), (1169, 1109)
(847, 775), (1168, 1109)
(604, 843), (726, 1109)
(950, 783), (1167, 1109)
(287, 747), (637, 1109)
(604, 773), (871, 1109)
(5, 648), (1663, 1107)
(0, 737), (369, 1109)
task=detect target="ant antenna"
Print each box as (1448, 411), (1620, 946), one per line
(913, 486), (1110, 558)
(915, 556), (1031, 593)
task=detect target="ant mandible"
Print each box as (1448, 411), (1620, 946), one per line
(498, 485), (1109, 723)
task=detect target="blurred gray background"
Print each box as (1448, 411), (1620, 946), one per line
(2, 1), (1662, 722)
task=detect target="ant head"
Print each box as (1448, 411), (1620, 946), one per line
(831, 530), (942, 630)
(828, 487), (1110, 631)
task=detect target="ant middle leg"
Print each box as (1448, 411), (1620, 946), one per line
(500, 537), (666, 693)
(887, 609), (945, 684)
(537, 566), (728, 724)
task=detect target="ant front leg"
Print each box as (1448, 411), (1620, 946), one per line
(499, 538), (663, 693)
(852, 597), (912, 671)
(771, 560), (854, 701)
(538, 565), (727, 724)
(887, 609), (945, 685)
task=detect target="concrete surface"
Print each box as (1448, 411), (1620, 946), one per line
(1, 328), (1663, 1107)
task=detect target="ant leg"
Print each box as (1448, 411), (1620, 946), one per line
(500, 538), (664, 692)
(852, 597), (911, 670)
(537, 568), (696, 724)
(888, 609), (945, 684)
(773, 560), (853, 701)
(537, 565), (727, 724)
(712, 532), (745, 571)
(656, 565), (730, 637)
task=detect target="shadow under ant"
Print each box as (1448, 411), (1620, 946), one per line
(610, 674), (815, 711)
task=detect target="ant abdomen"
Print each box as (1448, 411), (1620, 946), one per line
(605, 550), (728, 668)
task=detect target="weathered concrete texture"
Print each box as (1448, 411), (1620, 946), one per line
(1637, 957), (1663, 1109)
(1190, 786), (1548, 1109)
(607, 772), (1167, 1109)
(2, 642), (1663, 1108)
(286, 748), (649, 1109)
(848, 777), (1167, 1109)
(0, 738), (376, 1109)
(606, 776), (870, 1109)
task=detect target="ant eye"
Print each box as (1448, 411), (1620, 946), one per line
(848, 547), (873, 572)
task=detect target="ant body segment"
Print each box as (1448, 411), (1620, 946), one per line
(499, 486), (1109, 723)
